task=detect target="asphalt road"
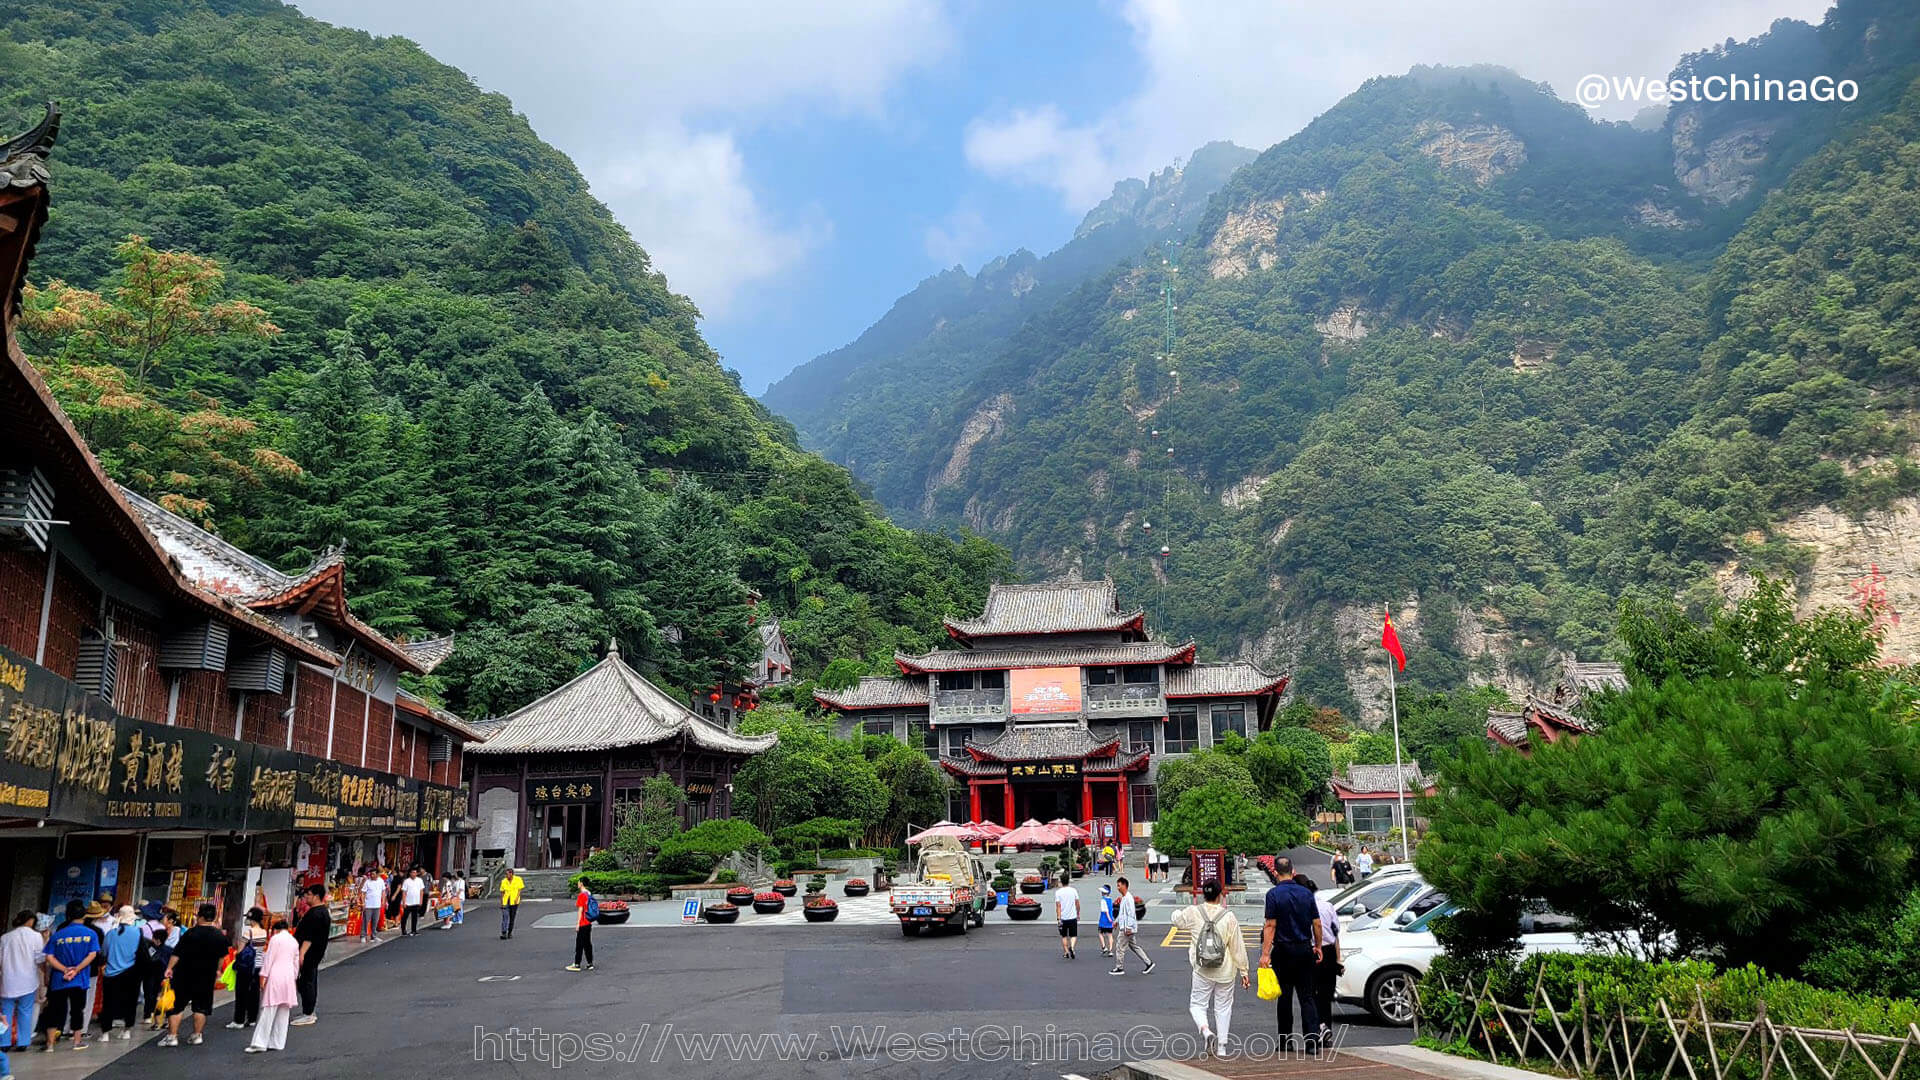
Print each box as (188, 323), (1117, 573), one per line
(92, 908), (1409, 1080)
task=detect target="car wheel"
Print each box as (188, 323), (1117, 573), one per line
(1367, 968), (1419, 1027)
(953, 913), (968, 935)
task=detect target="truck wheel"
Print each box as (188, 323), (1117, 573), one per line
(971, 909), (985, 928)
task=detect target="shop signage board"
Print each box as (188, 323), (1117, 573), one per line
(0, 645), (60, 817)
(526, 776), (601, 804)
(1007, 761), (1080, 781)
(334, 763), (399, 832)
(51, 712), (254, 831)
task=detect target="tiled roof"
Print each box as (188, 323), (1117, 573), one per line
(1164, 660), (1289, 697)
(896, 639), (1195, 674)
(969, 724), (1120, 763)
(395, 690), (487, 742)
(946, 579), (1145, 639)
(465, 645), (776, 756)
(814, 675), (929, 711)
(1486, 710), (1527, 744)
(1336, 762), (1428, 794)
(1565, 659), (1627, 693)
(1527, 697), (1596, 733)
(400, 634), (457, 674)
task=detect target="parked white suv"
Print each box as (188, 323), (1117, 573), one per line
(1335, 901), (1592, 1026)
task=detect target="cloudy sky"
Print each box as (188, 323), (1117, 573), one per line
(293, 0), (1833, 393)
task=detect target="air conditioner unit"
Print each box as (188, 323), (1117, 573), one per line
(75, 626), (118, 701)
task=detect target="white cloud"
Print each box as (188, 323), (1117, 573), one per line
(922, 205), (988, 267)
(964, 0), (1837, 210)
(294, 0), (951, 313)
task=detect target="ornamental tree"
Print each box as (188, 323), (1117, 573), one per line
(1419, 580), (1920, 973)
(655, 818), (770, 881)
(1152, 782), (1308, 860)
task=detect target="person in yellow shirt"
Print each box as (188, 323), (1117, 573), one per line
(498, 869), (525, 940)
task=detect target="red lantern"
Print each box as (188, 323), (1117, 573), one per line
(708, 692), (721, 703)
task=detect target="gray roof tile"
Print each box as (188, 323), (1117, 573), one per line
(897, 639), (1194, 673)
(1164, 660), (1288, 697)
(946, 579), (1144, 637)
(814, 675), (929, 710)
(1338, 762), (1429, 793)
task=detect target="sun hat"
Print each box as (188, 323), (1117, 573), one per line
(84, 901), (107, 917)
(114, 905), (137, 925)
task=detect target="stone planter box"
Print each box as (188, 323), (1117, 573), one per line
(668, 883), (734, 904)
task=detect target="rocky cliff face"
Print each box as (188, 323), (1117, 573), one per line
(1720, 497), (1920, 665)
(1670, 109), (1778, 204)
(1076, 141), (1260, 240)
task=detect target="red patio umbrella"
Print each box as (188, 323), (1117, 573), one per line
(1047, 818), (1092, 841)
(999, 819), (1066, 848)
(966, 820), (1010, 837)
(906, 821), (988, 844)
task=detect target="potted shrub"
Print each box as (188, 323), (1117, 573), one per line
(805, 874), (827, 896)
(1019, 874), (1045, 895)
(843, 878), (870, 897)
(992, 873), (1014, 906)
(803, 896), (839, 923)
(1005, 895), (1043, 921)
(994, 858), (1012, 873)
(594, 899), (630, 926)
(752, 891), (786, 914)
(702, 902), (740, 924)
(772, 879), (798, 897)
(725, 886), (756, 907)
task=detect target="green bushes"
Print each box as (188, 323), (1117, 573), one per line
(568, 871), (672, 898)
(653, 818), (770, 878)
(580, 850), (622, 872)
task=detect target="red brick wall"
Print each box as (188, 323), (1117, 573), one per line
(173, 669), (228, 733)
(330, 684), (366, 764)
(365, 698), (393, 771)
(107, 603), (168, 724)
(41, 563), (93, 681)
(240, 687), (292, 747)
(292, 666), (331, 757)
(0, 547), (46, 657)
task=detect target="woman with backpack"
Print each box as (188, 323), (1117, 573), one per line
(227, 908), (269, 1030)
(1096, 884), (1116, 957)
(1169, 880), (1250, 1059)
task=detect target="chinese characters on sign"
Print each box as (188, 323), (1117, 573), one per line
(1007, 761), (1080, 780)
(526, 777), (600, 804)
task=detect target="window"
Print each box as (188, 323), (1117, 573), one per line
(1086, 667), (1118, 685)
(907, 720), (937, 758)
(1123, 665), (1157, 684)
(1166, 705), (1200, 754)
(1127, 721), (1156, 753)
(946, 728), (973, 757)
(978, 670), (1006, 690)
(1209, 703), (1246, 743)
(942, 671), (976, 691)
(1130, 783), (1158, 824)
(1350, 802), (1396, 834)
(861, 715), (895, 739)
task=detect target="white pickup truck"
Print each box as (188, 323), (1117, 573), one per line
(890, 836), (990, 936)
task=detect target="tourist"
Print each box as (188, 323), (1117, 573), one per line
(291, 883), (330, 1026)
(81, 901), (111, 1034)
(0, 911), (40, 1053)
(1054, 877), (1080, 960)
(1096, 884), (1116, 956)
(1100, 844), (1115, 875)
(359, 869), (386, 943)
(158, 903), (226, 1047)
(454, 872), (468, 925)
(1299, 875), (1341, 1041)
(566, 881), (595, 972)
(1257, 856), (1324, 1053)
(1354, 848), (1374, 879)
(41, 900), (98, 1052)
(498, 868), (525, 940)
(1171, 880), (1250, 1057)
(1107, 877), (1153, 976)
(1115, 844), (1127, 878)
(98, 907), (145, 1040)
(1331, 849), (1353, 886)
(244, 918), (300, 1054)
(1161, 849), (1173, 882)
(227, 907), (268, 1031)
(435, 873), (457, 930)
(399, 870), (427, 937)
(142, 906), (179, 1029)
(1144, 844), (1159, 883)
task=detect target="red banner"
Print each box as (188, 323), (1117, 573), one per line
(1009, 667), (1082, 715)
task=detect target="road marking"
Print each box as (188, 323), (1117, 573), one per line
(477, 975), (522, 982)
(1159, 925), (1263, 948)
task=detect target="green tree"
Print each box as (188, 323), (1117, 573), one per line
(1153, 782), (1308, 859)
(608, 775), (684, 870)
(774, 817), (864, 863)
(1156, 749), (1258, 807)
(654, 818), (771, 881)
(641, 479), (758, 696)
(1246, 727), (1335, 810)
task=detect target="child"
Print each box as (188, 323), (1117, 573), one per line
(1096, 884), (1116, 957)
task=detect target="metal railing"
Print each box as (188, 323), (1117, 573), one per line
(1085, 682), (1164, 714)
(933, 688), (1006, 719)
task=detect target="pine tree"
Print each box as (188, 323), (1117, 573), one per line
(641, 478), (757, 696)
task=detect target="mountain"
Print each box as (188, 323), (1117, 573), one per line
(0, 0), (1009, 717)
(761, 141), (1257, 498)
(763, 0), (1920, 722)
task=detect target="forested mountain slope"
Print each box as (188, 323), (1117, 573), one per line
(768, 0), (1920, 721)
(762, 141), (1256, 499)
(0, 0), (1008, 717)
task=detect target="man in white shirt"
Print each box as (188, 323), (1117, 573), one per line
(1108, 878), (1154, 976)
(1355, 849), (1375, 878)
(1144, 846), (1159, 883)
(0, 910), (45, 1050)
(359, 871), (387, 942)
(1054, 882), (1081, 959)
(1171, 880), (1250, 1057)
(399, 870), (428, 937)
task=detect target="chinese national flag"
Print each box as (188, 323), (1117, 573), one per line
(1381, 608), (1407, 672)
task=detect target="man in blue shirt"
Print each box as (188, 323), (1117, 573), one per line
(41, 900), (100, 1051)
(1258, 856), (1324, 1053)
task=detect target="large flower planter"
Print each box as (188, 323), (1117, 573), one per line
(843, 881), (870, 897)
(1019, 879), (1045, 895)
(595, 908), (630, 925)
(725, 888), (756, 907)
(752, 897), (786, 914)
(1005, 900), (1043, 921)
(703, 904), (740, 924)
(985, 891), (999, 910)
(772, 882), (798, 897)
(803, 905), (839, 922)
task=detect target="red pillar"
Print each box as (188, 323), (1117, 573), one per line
(968, 782), (982, 823)
(1080, 775), (1093, 826)
(1116, 773), (1132, 845)
(1001, 782), (1014, 827)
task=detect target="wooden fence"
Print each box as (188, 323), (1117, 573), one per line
(1418, 972), (1920, 1080)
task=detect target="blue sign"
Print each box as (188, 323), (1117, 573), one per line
(681, 899), (700, 923)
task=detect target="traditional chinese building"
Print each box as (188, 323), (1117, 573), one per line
(464, 642), (776, 869)
(0, 105), (472, 926)
(1484, 656), (1622, 751)
(1327, 762), (1435, 836)
(812, 578), (1289, 844)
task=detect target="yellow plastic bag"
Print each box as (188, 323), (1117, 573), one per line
(1256, 967), (1280, 1001)
(156, 982), (176, 1015)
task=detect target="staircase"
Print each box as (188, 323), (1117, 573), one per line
(516, 868), (581, 900)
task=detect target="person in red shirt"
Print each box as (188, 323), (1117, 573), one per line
(566, 883), (594, 972)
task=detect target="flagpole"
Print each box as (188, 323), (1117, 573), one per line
(1387, 604), (1411, 865)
